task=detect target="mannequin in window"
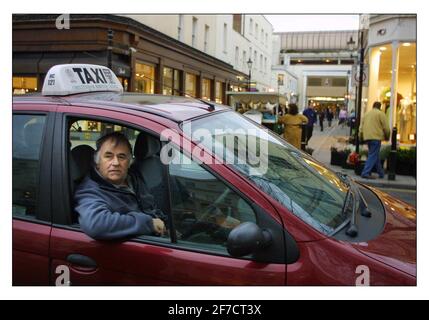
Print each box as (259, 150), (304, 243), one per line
(397, 98), (413, 143)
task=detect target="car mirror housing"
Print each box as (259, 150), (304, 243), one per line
(227, 222), (272, 257)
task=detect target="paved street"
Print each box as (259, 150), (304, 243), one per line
(307, 119), (417, 207)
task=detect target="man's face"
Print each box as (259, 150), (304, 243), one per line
(96, 139), (131, 185)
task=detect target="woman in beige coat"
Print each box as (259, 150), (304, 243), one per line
(279, 104), (308, 149)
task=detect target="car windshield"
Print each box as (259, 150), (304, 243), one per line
(184, 111), (349, 235)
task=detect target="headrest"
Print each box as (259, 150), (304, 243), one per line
(71, 145), (95, 179)
(134, 132), (161, 160)
(23, 122), (44, 148)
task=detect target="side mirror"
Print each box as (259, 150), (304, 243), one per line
(227, 222), (272, 258)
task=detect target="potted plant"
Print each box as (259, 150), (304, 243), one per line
(330, 147), (350, 167)
(396, 147), (416, 176)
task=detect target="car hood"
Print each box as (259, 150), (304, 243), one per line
(352, 187), (416, 277)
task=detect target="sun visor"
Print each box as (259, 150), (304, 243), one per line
(42, 64), (123, 96)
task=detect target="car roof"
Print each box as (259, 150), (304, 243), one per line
(13, 92), (230, 123)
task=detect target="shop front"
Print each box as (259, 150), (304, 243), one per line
(366, 15), (416, 145)
(13, 14), (246, 103)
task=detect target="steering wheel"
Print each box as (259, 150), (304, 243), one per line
(180, 219), (228, 243)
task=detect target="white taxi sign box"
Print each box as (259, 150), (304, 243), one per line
(42, 64), (123, 96)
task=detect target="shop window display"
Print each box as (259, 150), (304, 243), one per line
(368, 42), (416, 145)
(13, 76), (38, 95)
(202, 78), (211, 101)
(185, 73), (197, 97)
(135, 62), (155, 94)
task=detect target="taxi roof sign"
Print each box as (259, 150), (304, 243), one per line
(42, 64), (123, 96)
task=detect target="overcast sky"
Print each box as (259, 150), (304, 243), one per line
(264, 15), (360, 33)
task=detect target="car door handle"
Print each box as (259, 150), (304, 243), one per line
(67, 254), (97, 269)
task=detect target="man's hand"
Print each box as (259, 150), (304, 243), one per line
(152, 218), (166, 236)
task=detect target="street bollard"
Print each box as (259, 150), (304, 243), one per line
(301, 122), (307, 151)
(388, 127), (397, 181)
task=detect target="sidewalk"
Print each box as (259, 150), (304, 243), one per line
(307, 121), (417, 190)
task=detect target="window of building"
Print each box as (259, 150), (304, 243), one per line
(255, 23), (259, 39)
(204, 25), (210, 53)
(192, 17), (198, 48)
(13, 114), (46, 219)
(163, 67), (174, 95)
(223, 23), (228, 53)
(135, 62), (155, 94)
(185, 73), (197, 97)
(242, 50), (247, 71)
(254, 51), (257, 70)
(233, 14), (243, 34)
(264, 57), (267, 74)
(117, 77), (129, 92)
(13, 76), (38, 95)
(249, 18), (253, 35)
(202, 78), (212, 101)
(235, 46), (239, 66)
(259, 54), (263, 72)
(168, 150), (257, 252)
(266, 33), (268, 47)
(178, 15), (184, 41)
(368, 42), (416, 144)
(173, 70), (181, 96)
(215, 81), (224, 104)
(261, 28), (264, 44)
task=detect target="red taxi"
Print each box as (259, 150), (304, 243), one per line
(12, 64), (416, 285)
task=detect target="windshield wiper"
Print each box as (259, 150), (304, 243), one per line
(336, 173), (372, 238)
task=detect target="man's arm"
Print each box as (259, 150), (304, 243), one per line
(75, 188), (156, 240)
(380, 113), (391, 140)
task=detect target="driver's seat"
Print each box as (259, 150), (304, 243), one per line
(131, 132), (168, 214)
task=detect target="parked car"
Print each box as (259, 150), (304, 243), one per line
(13, 64), (416, 285)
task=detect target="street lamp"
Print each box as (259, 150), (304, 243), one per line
(247, 58), (253, 92)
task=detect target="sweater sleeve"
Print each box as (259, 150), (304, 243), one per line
(380, 113), (391, 140)
(75, 187), (155, 240)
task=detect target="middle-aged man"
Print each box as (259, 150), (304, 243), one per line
(359, 101), (391, 179)
(303, 102), (317, 143)
(74, 132), (166, 240)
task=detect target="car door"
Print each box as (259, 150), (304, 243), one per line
(12, 105), (55, 285)
(48, 106), (288, 285)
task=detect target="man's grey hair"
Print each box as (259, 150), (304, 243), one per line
(93, 132), (133, 165)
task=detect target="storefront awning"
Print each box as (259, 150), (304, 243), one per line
(226, 91), (287, 105)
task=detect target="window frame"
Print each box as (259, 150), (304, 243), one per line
(12, 110), (55, 224)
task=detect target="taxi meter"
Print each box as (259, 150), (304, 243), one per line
(42, 64), (123, 96)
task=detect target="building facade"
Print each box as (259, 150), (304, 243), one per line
(275, 30), (359, 111)
(13, 14), (248, 104)
(365, 14), (416, 145)
(125, 15), (274, 93)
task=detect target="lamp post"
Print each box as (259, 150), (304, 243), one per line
(347, 32), (365, 154)
(107, 29), (114, 70)
(247, 58), (253, 92)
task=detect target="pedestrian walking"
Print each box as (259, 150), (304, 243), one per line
(339, 107), (348, 128)
(303, 102), (317, 143)
(326, 108), (334, 127)
(279, 104), (308, 149)
(359, 101), (391, 179)
(319, 109), (325, 131)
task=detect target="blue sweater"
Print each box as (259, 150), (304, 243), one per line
(303, 108), (317, 127)
(74, 168), (166, 240)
